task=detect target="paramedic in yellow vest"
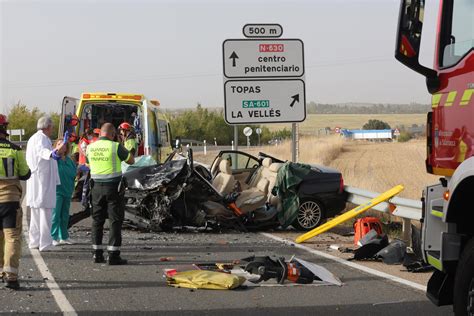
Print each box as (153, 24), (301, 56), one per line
(86, 123), (134, 265)
(0, 115), (31, 289)
(118, 122), (137, 157)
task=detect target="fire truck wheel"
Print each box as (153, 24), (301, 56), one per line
(453, 237), (474, 316)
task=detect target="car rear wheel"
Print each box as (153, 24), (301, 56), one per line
(293, 198), (325, 231)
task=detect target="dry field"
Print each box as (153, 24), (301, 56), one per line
(263, 113), (427, 134)
(195, 136), (437, 200)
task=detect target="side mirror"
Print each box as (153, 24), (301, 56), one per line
(395, 0), (439, 93)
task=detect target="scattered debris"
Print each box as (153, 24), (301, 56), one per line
(159, 257), (175, 262)
(165, 255), (342, 290)
(351, 229), (389, 261)
(353, 217), (383, 246)
(375, 239), (407, 265)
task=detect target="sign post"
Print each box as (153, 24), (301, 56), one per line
(223, 24), (306, 161)
(243, 127), (253, 149)
(256, 127), (262, 146)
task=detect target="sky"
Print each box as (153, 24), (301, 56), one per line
(0, 0), (440, 113)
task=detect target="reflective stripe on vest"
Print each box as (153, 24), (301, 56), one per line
(0, 147), (19, 180)
(87, 140), (122, 180)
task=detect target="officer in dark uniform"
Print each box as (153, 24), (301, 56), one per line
(86, 123), (134, 265)
(0, 115), (31, 289)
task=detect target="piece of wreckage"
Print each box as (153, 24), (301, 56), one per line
(70, 149), (346, 232)
(165, 256), (343, 290)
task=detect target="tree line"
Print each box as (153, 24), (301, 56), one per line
(168, 104), (290, 146)
(3, 103), (291, 146)
(306, 102), (430, 114)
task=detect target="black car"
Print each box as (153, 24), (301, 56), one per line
(205, 151), (347, 231)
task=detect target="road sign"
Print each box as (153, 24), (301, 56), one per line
(8, 129), (24, 136)
(224, 79), (306, 124)
(243, 127), (253, 136)
(255, 128), (262, 134)
(223, 39), (304, 78)
(243, 24), (283, 38)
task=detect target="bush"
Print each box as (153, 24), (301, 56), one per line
(363, 119), (391, 130)
(397, 131), (412, 142)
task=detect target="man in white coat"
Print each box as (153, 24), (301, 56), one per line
(26, 116), (64, 251)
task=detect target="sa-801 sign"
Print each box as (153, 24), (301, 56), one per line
(224, 79), (306, 124)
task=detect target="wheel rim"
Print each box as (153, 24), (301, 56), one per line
(468, 278), (474, 316)
(298, 201), (322, 229)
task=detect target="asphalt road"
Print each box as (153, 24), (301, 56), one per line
(0, 206), (452, 315)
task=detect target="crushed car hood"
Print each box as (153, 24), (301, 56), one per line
(124, 159), (188, 191)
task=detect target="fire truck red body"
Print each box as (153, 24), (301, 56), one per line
(395, 0), (473, 314)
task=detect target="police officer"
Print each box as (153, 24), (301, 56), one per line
(0, 115), (31, 289)
(86, 123), (134, 265)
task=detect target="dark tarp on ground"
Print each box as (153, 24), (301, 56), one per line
(272, 162), (311, 228)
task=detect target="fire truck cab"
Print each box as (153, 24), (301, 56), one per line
(59, 92), (173, 164)
(395, 0), (473, 314)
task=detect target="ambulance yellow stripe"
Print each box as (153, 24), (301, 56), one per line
(460, 89), (473, 106)
(444, 91), (457, 107)
(431, 93), (442, 108)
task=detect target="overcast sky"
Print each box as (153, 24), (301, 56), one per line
(0, 0), (439, 113)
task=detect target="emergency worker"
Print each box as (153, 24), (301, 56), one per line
(0, 115), (31, 289)
(78, 129), (94, 166)
(118, 122), (137, 157)
(86, 123), (134, 265)
(92, 128), (100, 142)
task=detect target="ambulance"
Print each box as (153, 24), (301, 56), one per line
(59, 92), (173, 164)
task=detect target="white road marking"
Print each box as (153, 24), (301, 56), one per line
(261, 232), (426, 292)
(22, 202), (78, 316)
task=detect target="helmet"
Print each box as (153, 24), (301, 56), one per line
(119, 122), (132, 131)
(93, 128), (101, 135)
(0, 114), (9, 126)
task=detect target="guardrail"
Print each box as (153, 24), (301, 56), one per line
(344, 185), (422, 220)
(344, 185), (422, 243)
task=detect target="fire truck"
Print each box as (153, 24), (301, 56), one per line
(59, 92), (173, 164)
(395, 0), (473, 314)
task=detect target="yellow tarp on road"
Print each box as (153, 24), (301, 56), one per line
(167, 270), (246, 290)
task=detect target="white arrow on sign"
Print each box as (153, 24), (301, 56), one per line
(223, 39), (304, 78)
(224, 79), (306, 124)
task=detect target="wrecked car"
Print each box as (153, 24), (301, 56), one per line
(119, 149), (346, 231)
(206, 151), (347, 230)
(69, 149), (346, 231)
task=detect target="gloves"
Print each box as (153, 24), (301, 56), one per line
(63, 131), (70, 144)
(51, 149), (61, 161)
(78, 164), (90, 172)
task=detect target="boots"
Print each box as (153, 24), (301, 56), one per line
(93, 250), (105, 263)
(107, 251), (127, 265)
(4, 279), (19, 290)
(2, 272), (20, 290)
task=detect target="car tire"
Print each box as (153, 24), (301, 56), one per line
(292, 198), (325, 231)
(453, 237), (474, 316)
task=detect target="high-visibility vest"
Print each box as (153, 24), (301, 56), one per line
(86, 139), (122, 180)
(124, 138), (137, 155)
(0, 139), (29, 180)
